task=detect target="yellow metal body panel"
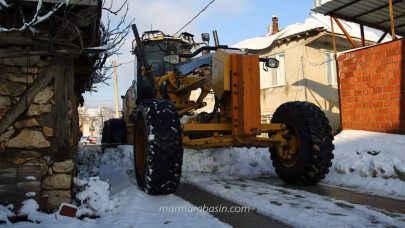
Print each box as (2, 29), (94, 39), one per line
(181, 123), (287, 149)
(181, 123), (285, 132)
(259, 123), (286, 131)
(182, 132), (288, 149)
(124, 89), (135, 144)
(231, 54), (261, 136)
(147, 36), (191, 44)
(182, 123), (233, 131)
(212, 50), (232, 99)
(126, 126), (134, 144)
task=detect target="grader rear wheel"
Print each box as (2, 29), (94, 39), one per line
(270, 101), (334, 185)
(133, 99), (183, 195)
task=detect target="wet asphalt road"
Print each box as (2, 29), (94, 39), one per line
(176, 178), (405, 227)
(176, 183), (290, 228)
(255, 178), (405, 215)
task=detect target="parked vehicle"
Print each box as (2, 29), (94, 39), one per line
(80, 136), (89, 145)
(87, 136), (97, 144)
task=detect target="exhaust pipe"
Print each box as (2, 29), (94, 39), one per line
(213, 30), (220, 46)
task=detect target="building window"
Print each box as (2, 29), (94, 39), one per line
(326, 52), (337, 85)
(260, 53), (286, 89)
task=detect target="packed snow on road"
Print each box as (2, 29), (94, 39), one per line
(184, 130), (405, 200)
(183, 130), (405, 227)
(1, 130), (405, 227)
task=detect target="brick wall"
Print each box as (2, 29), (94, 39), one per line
(338, 38), (405, 134)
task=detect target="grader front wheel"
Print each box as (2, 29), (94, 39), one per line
(133, 99), (183, 195)
(270, 101), (334, 185)
(276, 123), (300, 168)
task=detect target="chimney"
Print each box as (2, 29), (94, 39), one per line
(272, 15), (279, 33)
(267, 24), (273, 34)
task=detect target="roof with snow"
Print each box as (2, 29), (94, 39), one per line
(312, 0), (405, 37)
(232, 14), (385, 50)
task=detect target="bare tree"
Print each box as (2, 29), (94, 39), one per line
(78, 106), (89, 126)
(0, 0), (133, 91)
(87, 0), (134, 91)
(100, 107), (115, 120)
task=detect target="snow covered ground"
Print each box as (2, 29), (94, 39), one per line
(1, 130), (405, 227)
(0, 146), (228, 227)
(323, 130), (405, 200)
(183, 130), (405, 201)
(185, 174), (405, 227)
(181, 130), (405, 227)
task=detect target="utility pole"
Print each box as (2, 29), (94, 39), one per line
(113, 60), (119, 118)
(90, 121), (94, 136)
(100, 108), (104, 124)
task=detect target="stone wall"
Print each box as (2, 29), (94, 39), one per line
(0, 0), (101, 214)
(0, 153), (74, 210)
(0, 44), (78, 211)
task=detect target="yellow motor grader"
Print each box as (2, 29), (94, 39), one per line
(102, 24), (334, 195)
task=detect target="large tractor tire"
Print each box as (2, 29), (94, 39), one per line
(109, 118), (127, 143)
(101, 120), (111, 144)
(270, 101), (334, 185)
(133, 99), (183, 195)
(102, 119), (127, 144)
(101, 118), (127, 153)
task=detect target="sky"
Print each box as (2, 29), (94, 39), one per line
(83, 0), (319, 110)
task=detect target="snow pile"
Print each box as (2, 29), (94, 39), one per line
(0, 204), (14, 224)
(77, 145), (133, 178)
(183, 147), (276, 180)
(395, 161), (405, 180)
(74, 146), (133, 216)
(74, 177), (117, 217)
(18, 199), (54, 223)
(324, 130), (405, 199)
(1, 199), (73, 224)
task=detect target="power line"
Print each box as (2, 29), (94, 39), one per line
(174, 0), (216, 36)
(103, 59), (135, 69)
(86, 100), (115, 102)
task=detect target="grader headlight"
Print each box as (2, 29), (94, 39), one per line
(164, 55), (180, 65)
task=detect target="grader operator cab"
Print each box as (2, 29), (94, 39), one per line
(102, 24), (334, 195)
